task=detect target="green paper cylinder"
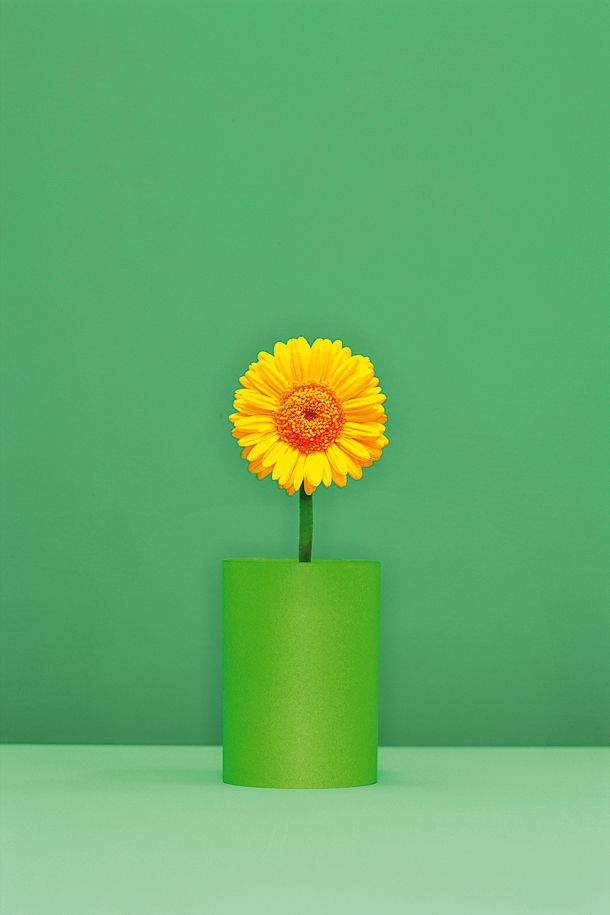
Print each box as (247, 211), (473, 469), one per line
(222, 559), (380, 789)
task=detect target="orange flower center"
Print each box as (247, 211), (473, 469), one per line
(275, 383), (344, 453)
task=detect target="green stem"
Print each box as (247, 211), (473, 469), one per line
(298, 489), (313, 562)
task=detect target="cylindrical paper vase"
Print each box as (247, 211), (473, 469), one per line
(222, 559), (380, 788)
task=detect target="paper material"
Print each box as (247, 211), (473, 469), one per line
(222, 559), (380, 788)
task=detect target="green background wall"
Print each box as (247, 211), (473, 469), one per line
(1, 0), (608, 746)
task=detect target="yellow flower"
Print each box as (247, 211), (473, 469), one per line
(229, 337), (388, 495)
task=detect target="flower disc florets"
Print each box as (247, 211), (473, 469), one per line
(275, 383), (345, 454)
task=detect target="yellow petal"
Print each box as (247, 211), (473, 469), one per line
(234, 391), (278, 414)
(326, 442), (348, 475)
(304, 451), (324, 487)
(237, 431), (271, 446)
(308, 338), (331, 383)
(334, 361), (375, 401)
(304, 478), (316, 495)
(330, 467), (347, 487)
(240, 369), (278, 400)
(342, 451), (363, 480)
(231, 414), (275, 431)
(275, 446), (299, 484)
(248, 459), (264, 473)
(328, 353), (362, 396)
(321, 453), (332, 487)
(319, 340), (343, 384)
(279, 456), (299, 487)
(342, 393), (386, 414)
(337, 436), (370, 460)
(342, 405), (386, 421)
(248, 432), (280, 462)
(292, 452), (306, 490)
(288, 336), (311, 382)
(256, 356), (290, 394)
(342, 421), (385, 440)
(325, 346), (352, 387)
(273, 341), (293, 382)
(234, 425), (276, 440)
(261, 439), (290, 468)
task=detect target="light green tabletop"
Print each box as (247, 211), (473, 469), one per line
(1, 746), (608, 914)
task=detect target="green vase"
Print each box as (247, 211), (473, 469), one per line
(222, 559), (380, 788)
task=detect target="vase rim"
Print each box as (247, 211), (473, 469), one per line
(223, 558), (380, 565)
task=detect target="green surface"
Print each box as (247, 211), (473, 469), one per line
(1, 1), (609, 746)
(1, 745), (608, 914)
(223, 560), (379, 787)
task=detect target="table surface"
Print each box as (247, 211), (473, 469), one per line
(1, 746), (608, 915)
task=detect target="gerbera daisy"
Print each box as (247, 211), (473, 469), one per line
(229, 337), (388, 496)
(230, 337), (388, 560)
